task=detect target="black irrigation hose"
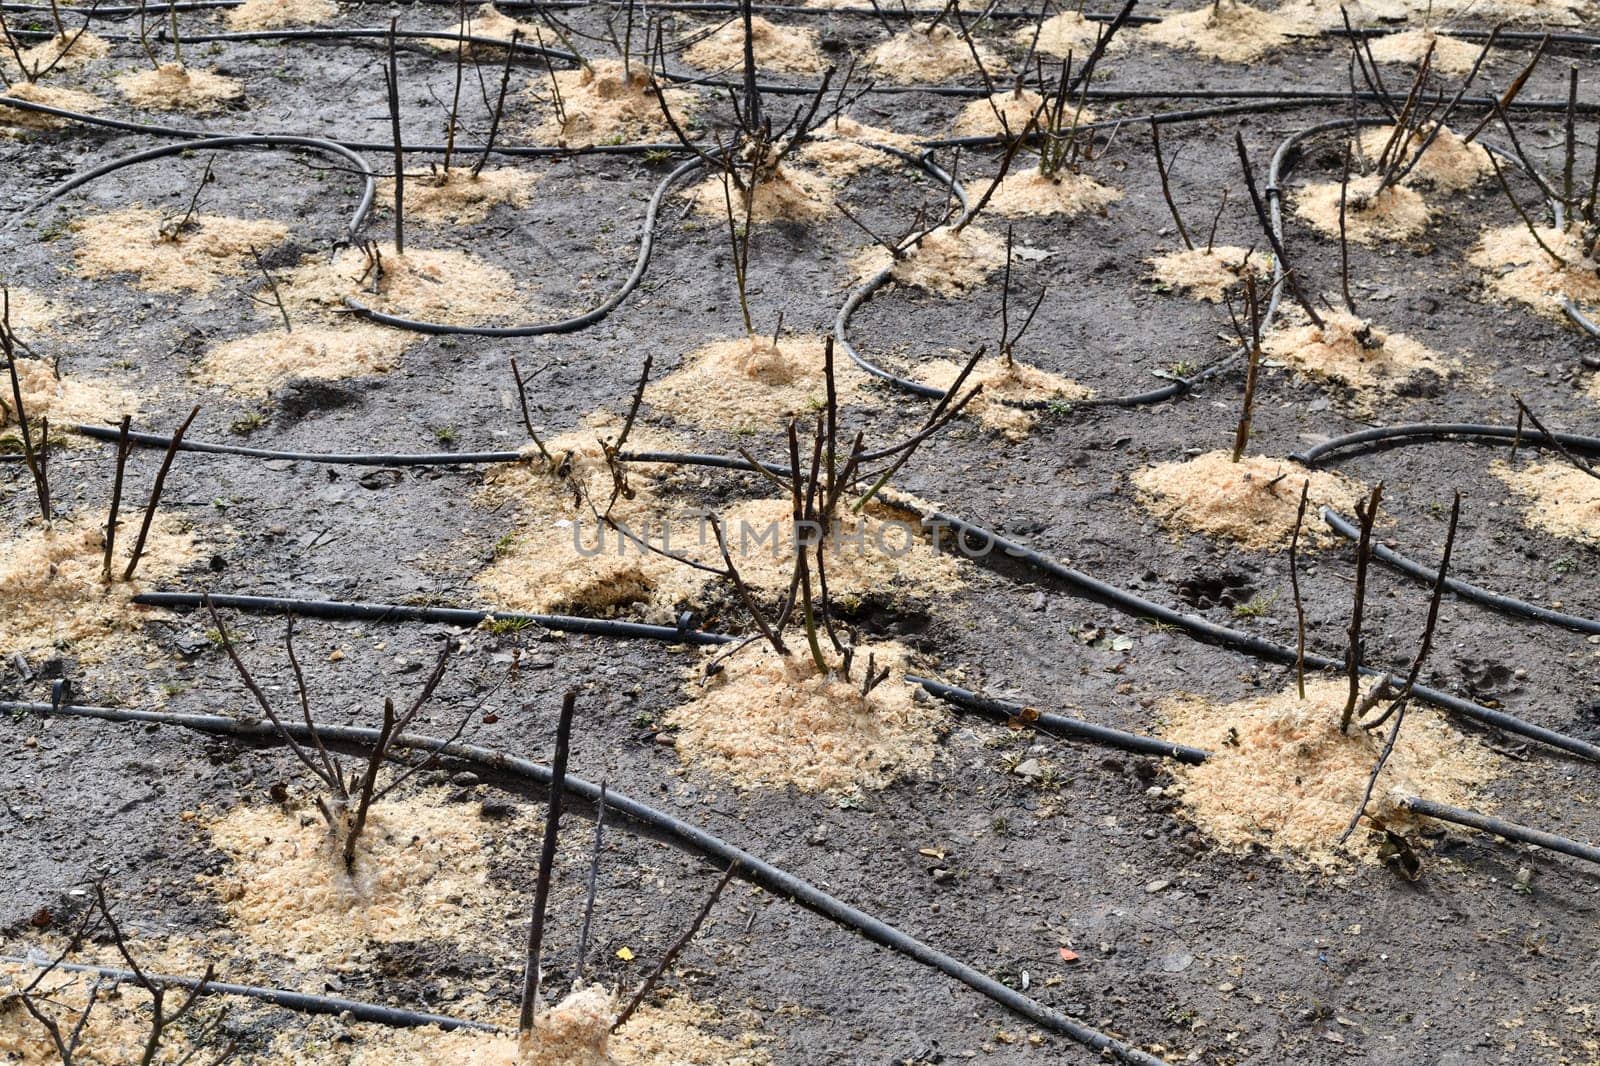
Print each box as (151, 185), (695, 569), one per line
(1321, 507), (1600, 637)
(343, 156), (705, 337)
(1399, 797), (1600, 867)
(15, 135), (376, 240)
(0, 956), (497, 1033)
(70, 424), (528, 465)
(2, 699), (1167, 1066)
(1292, 422), (1600, 467)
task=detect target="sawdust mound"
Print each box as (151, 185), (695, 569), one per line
(226, 0), (337, 30)
(867, 25), (1005, 84)
(427, 3), (539, 52)
(0, 514), (197, 661)
(1159, 678), (1496, 867)
(1492, 460), (1600, 545)
(5, 30), (108, 76)
(70, 206), (289, 294)
(205, 792), (494, 964)
(116, 63), (244, 113)
(0, 287), (60, 335)
(1133, 449), (1368, 550)
(1432, 0), (1586, 22)
(646, 334), (862, 432)
(683, 16), (825, 73)
(683, 167), (833, 222)
(196, 325), (413, 399)
(919, 355), (1091, 440)
(279, 244), (523, 325)
(952, 89), (1078, 138)
(0, 81), (102, 131)
(321, 993), (767, 1066)
(1364, 29), (1483, 76)
(1294, 174), (1432, 244)
(984, 168), (1121, 218)
(1020, 10), (1128, 58)
(668, 641), (946, 794)
(377, 166), (537, 225)
(528, 60), (693, 145)
(1353, 123), (1491, 191)
(1467, 223), (1600, 317)
(852, 223), (1007, 295)
(1146, 245), (1261, 302)
(1140, 3), (1294, 63)
(1262, 309), (1449, 398)
(3, 358), (136, 435)
(1269, 0), (1423, 27)
(794, 115), (913, 178)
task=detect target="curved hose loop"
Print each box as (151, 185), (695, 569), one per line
(341, 156), (705, 337)
(1320, 505), (1600, 636)
(14, 135), (376, 241)
(0, 955), (497, 1033)
(4, 698), (1168, 1066)
(1291, 421), (1600, 466)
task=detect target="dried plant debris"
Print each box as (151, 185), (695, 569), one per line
(528, 60), (695, 146)
(1158, 679), (1496, 867)
(0, 82), (103, 132)
(867, 25), (1004, 83)
(1468, 223), (1600, 316)
(1140, 3), (1295, 64)
(0, 514), (198, 661)
(668, 642), (945, 794)
(377, 166), (537, 225)
(1293, 175), (1432, 244)
(115, 63), (246, 113)
(278, 244), (525, 324)
(1133, 450), (1368, 550)
(683, 168), (834, 223)
(851, 224), (1008, 296)
(1492, 460), (1600, 545)
(683, 16), (825, 73)
(1146, 245), (1261, 302)
(918, 355), (1091, 439)
(1021, 10), (1129, 58)
(70, 206), (290, 294)
(196, 325), (414, 399)
(1353, 123), (1491, 190)
(204, 791), (497, 965)
(1262, 309), (1451, 398)
(226, 0), (337, 30)
(983, 170), (1121, 219)
(645, 334), (862, 432)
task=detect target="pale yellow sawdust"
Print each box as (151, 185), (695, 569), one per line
(4, 30), (108, 77)
(1353, 123), (1491, 191)
(951, 89), (1093, 138)
(1146, 245), (1261, 303)
(646, 334), (862, 432)
(69, 206), (289, 294)
(475, 413), (681, 518)
(1430, 0), (1587, 22)
(1140, 3), (1295, 64)
(794, 115), (913, 179)
(204, 792), (495, 965)
(867, 25), (1005, 84)
(377, 166), (537, 225)
(527, 60), (694, 145)
(1468, 223), (1600, 317)
(226, 0), (336, 30)
(683, 167), (833, 222)
(195, 325), (413, 399)
(1269, 0), (1432, 27)
(0, 958), (233, 1065)
(919, 355), (1091, 440)
(851, 223), (1007, 296)
(669, 641), (945, 794)
(3, 358), (136, 436)
(1262, 309), (1450, 398)
(1364, 29), (1484, 76)
(1019, 10), (1128, 58)
(1159, 678), (1497, 867)
(984, 168), (1121, 218)
(0, 81), (102, 130)
(1294, 174), (1432, 244)
(283, 993), (767, 1066)
(1133, 449), (1368, 550)
(1492, 459), (1600, 545)
(683, 16), (825, 73)
(427, 3), (539, 53)
(0, 287), (59, 334)
(116, 63), (244, 113)
(0, 514), (198, 661)
(278, 244), (524, 325)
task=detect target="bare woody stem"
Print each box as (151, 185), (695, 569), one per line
(1150, 117), (1193, 250)
(1288, 479), (1309, 700)
(520, 689), (578, 1034)
(1230, 274), (1261, 463)
(3, 296), (51, 523)
(474, 28), (519, 178)
(613, 862), (738, 1032)
(123, 405), (199, 582)
(1235, 130), (1324, 329)
(575, 781), (607, 983)
(1339, 481), (1384, 734)
(102, 416), (133, 582)
(385, 18), (405, 256)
